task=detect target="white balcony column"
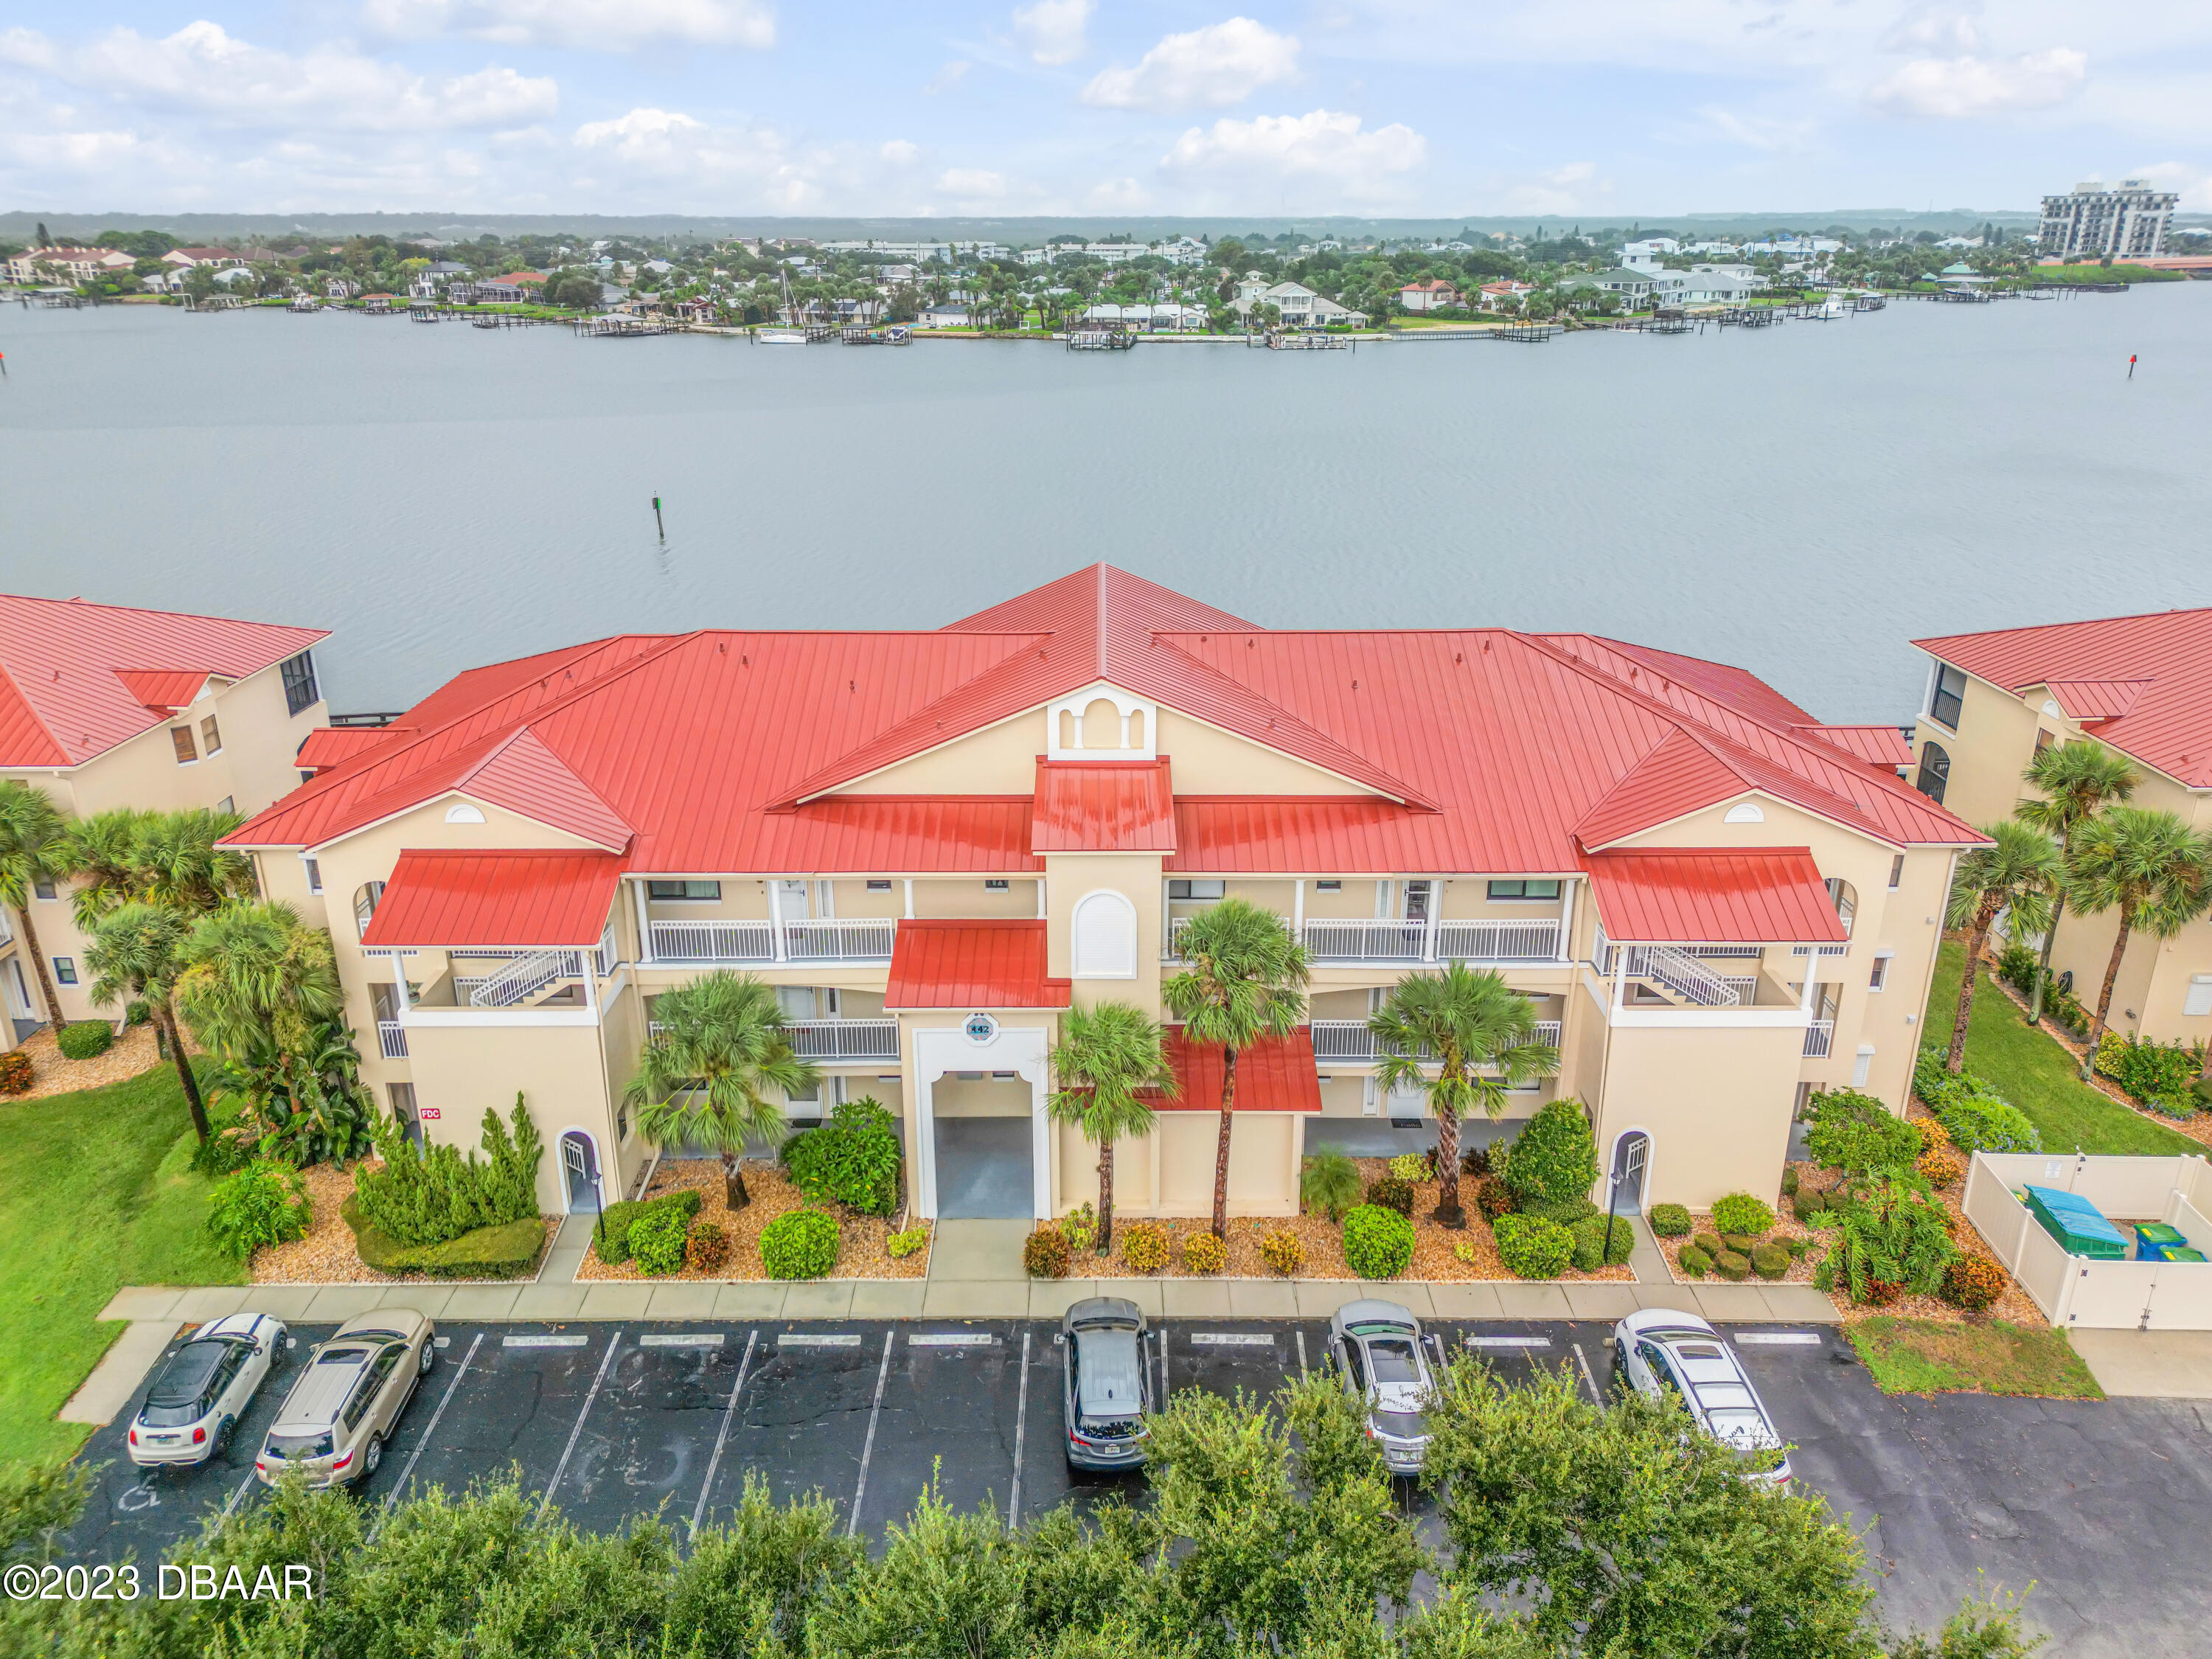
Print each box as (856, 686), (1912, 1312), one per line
(1292, 878), (1304, 934)
(768, 878), (787, 962)
(903, 878), (914, 920)
(1612, 945), (1628, 1011)
(386, 954), (411, 1014)
(1799, 968), (1818, 1015)
(583, 955), (599, 1015)
(1422, 880), (1441, 961)
(633, 879), (654, 966)
(1558, 877), (1578, 962)
(1037, 877), (1047, 920)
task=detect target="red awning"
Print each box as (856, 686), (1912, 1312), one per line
(114, 669), (211, 714)
(1585, 847), (1847, 945)
(886, 919), (1071, 1009)
(360, 849), (625, 949)
(1032, 758), (1176, 853)
(1144, 1027), (1323, 1113)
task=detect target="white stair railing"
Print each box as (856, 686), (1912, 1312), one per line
(467, 948), (582, 1009)
(1625, 944), (1742, 1007)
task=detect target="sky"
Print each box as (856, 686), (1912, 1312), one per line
(2, 2), (2209, 220)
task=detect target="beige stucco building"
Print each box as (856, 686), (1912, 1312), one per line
(1, 596), (330, 1050)
(224, 567), (1983, 1222)
(1913, 610), (2212, 1048)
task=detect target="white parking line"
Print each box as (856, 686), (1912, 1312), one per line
(640, 1333), (724, 1349)
(220, 1465), (256, 1519)
(1007, 1329), (1032, 1528)
(1467, 1335), (1552, 1349)
(1734, 1332), (1823, 1346)
(780, 1333), (863, 1348)
(1189, 1333), (1273, 1347)
(846, 1334), (894, 1538)
(1156, 1329), (1171, 1398)
(504, 1335), (589, 1349)
(1571, 1343), (1602, 1405)
(540, 1329), (623, 1520)
(909, 1332), (995, 1347)
(690, 1329), (756, 1536)
(1294, 1330), (1308, 1379)
(374, 1331), (483, 1540)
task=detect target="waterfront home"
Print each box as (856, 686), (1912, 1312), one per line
(1910, 609), (2212, 1048)
(1654, 271), (1761, 305)
(223, 566), (1978, 1222)
(1560, 268), (1660, 305)
(920, 305), (971, 328)
(5, 248), (133, 285)
(1229, 281), (1368, 329)
(0, 597), (329, 1052)
(327, 277), (360, 300)
(1478, 280), (1534, 311)
(1398, 280), (1462, 312)
(159, 248), (244, 271)
(1082, 302), (1206, 333)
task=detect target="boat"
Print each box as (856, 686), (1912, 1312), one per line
(757, 329), (805, 344)
(288, 296), (320, 313)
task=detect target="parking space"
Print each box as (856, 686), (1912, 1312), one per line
(853, 1325), (1028, 1534)
(697, 1327), (886, 1526)
(541, 1329), (742, 1533)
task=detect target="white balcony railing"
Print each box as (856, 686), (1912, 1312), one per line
(1434, 919), (1561, 960)
(377, 1020), (408, 1060)
(1803, 1020), (1834, 1059)
(785, 918), (897, 962)
(1169, 914), (1562, 965)
(1309, 1018), (1562, 1063)
(785, 1018), (901, 1062)
(647, 918), (895, 964)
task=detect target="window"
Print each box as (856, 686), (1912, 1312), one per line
(2035, 729), (2054, 754)
(171, 726), (197, 765)
(200, 714), (222, 755)
(389, 1083), (420, 1145)
(1929, 664), (1966, 730)
(303, 857), (322, 895)
(2185, 977), (2212, 1018)
(1487, 879), (1562, 902)
(443, 804), (484, 824)
(53, 957), (77, 985)
(1071, 891), (1138, 978)
(1914, 741), (1950, 805)
(1169, 879), (1225, 900)
(279, 651), (319, 717)
(1888, 854), (1905, 891)
(866, 880), (893, 891)
(1315, 880), (1341, 891)
(985, 879), (1009, 891)
(32, 877), (55, 901)
(1851, 1045), (1875, 1088)
(646, 880), (720, 902)
(215, 796), (233, 815)
(354, 881), (385, 934)
(1870, 951), (1893, 992)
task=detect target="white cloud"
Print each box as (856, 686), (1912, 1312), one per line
(364, 0), (773, 51)
(879, 138), (918, 164)
(935, 167), (1007, 198)
(570, 107), (830, 206)
(1012, 0), (1091, 66)
(925, 59), (970, 94)
(1868, 47), (2087, 117)
(1495, 159), (1598, 215)
(1162, 108), (1424, 202)
(1082, 18), (1299, 112)
(6, 22), (555, 131)
(1085, 175), (1151, 209)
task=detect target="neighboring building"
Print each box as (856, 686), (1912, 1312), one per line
(1560, 268), (1660, 304)
(1082, 302), (1206, 332)
(1653, 271), (1760, 305)
(1398, 279), (1462, 312)
(5, 248), (133, 285)
(1478, 280), (1534, 310)
(1229, 281), (1368, 328)
(160, 248), (246, 270)
(0, 597), (330, 1051)
(327, 277), (360, 300)
(222, 566), (1978, 1225)
(2039, 180), (2176, 259)
(1910, 609), (2212, 1048)
(919, 305), (970, 328)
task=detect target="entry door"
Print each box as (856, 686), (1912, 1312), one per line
(778, 880), (813, 920)
(4, 958), (29, 1020)
(1613, 1134), (1649, 1213)
(562, 1133), (599, 1211)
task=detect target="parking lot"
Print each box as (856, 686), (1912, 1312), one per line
(68, 1317), (2212, 1658)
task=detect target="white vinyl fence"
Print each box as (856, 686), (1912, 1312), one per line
(1962, 1152), (2212, 1330)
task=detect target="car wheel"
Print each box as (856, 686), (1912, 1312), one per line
(212, 1416), (234, 1461)
(362, 1435), (384, 1479)
(419, 1341), (434, 1376)
(1615, 1338), (1631, 1381)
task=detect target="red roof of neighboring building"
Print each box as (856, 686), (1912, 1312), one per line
(296, 726), (410, 772)
(1797, 724), (1913, 768)
(361, 849), (625, 948)
(1145, 1027), (1324, 1113)
(1584, 847), (1846, 944)
(1916, 611), (2212, 788)
(885, 919), (1070, 1009)
(0, 594), (326, 768)
(1032, 758), (1176, 853)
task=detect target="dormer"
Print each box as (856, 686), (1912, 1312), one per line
(1047, 684), (1157, 762)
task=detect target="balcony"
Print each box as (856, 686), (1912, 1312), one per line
(377, 1020), (408, 1060)
(1803, 1020), (1834, 1059)
(1167, 914), (1561, 967)
(650, 1016), (900, 1064)
(648, 917), (897, 966)
(1310, 1018), (1561, 1062)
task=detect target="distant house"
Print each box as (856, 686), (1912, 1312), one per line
(326, 277), (360, 300)
(161, 247), (246, 270)
(1397, 279), (1462, 312)
(919, 305), (971, 328)
(7, 247), (133, 284)
(1229, 280), (1367, 329)
(1083, 301), (1206, 333)
(210, 266), (258, 289)
(1478, 280), (1534, 311)
(1660, 271), (1759, 305)
(1559, 268), (1659, 305)
(1938, 262), (1989, 286)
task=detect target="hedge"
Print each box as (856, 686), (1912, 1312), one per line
(1341, 1204), (1415, 1279)
(1568, 1214), (1635, 1273)
(1913, 1049), (2042, 1154)
(344, 1198), (546, 1278)
(1648, 1203), (1691, 1237)
(1494, 1214), (1574, 1279)
(760, 1208), (839, 1279)
(782, 1097), (902, 1215)
(56, 1021), (114, 1060)
(594, 1189), (703, 1265)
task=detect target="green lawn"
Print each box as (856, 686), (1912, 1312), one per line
(1848, 1317), (2104, 1398)
(0, 1062), (242, 1470)
(1923, 941), (2203, 1157)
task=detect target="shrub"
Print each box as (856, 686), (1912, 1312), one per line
(1498, 1099), (1598, 1207)
(1750, 1242), (1790, 1281)
(1782, 1235), (1812, 1259)
(1791, 1189), (1830, 1224)
(1181, 1232), (1227, 1275)
(344, 1202), (545, 1278)
(1913, 1049), (2042, 1154)
(781, 1097), (901, 1216)
(1494, 1214), (1574, 1279)
(684, 1222), (731, 1273)
(1342, 1204), (1416, 1279)
(352, 1097), (543, 1248)
(1365, 1174), (1416, 1217)
(2146, 1091), (2200, 1121)
(1473, 1178), (1517, 1221)
(1023, 1227), (1071, 1280)
(886, 1224), (930, 1259)
(1830, 1178), (1959, 1304)
(1569, 1214), (1635, 1273)
(1648, 1203), (1692, 1237)
(1710, 1193), (1775, 1236)
(1804, 1089), (1921, 1176)
(1259, 1230), (1304, 1276)
(1941, 1255), (2007, 1312)
(1719, 1232), (1758, 1255)
(1460, 1144), (1491, 1177)
(1916, 1144), (1967, 1187)
(1679, 1244), (1711, 1278)
(1781, 1166), (1800, 1196)
(1994, 942), (2041, 995)
(1388, 1152), (1430, 1183)
(594, 1190), (700, 1265)
(1711, 1249), (1751, 1281)
(1060, 1201), (1096, 1253)
(759, 1208), (839, 1280)
(206, 1159), (310, 1259)
(1524, 1195), (1599, 1228)
(0, 1051), (32, 1095)
(1120, 1222), (1169, 1273)
(1300, 1152), (1361, 1222)
(125, 999), (152, 1026)
(55, 1020), (112, 1060)
(630, 1205), (689, 1276)
(1690, 1230), (1725, 1259)
(2100, 1034), (2200, 1106)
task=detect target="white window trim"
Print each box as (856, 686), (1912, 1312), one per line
(1070, 888), (1139, 980)
(1851, 1044), (1875, 1089)
(300, 854), (323, 895)
(1869, 949), (1895, 992)
(2185, 975), (2212, 1019)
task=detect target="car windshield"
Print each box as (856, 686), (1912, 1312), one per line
(139, 1400), (205, 1428)
(1372, 1409), (1427, 1441)
(265, 1431), (333, 1460)
(1363, 1336), (1424, 1385)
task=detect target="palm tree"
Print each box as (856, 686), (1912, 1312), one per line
(1941, 821), (2062, 1072)
(173, 901), (344, 1060)
(60, 808), (160, 929)
(1047, 1001), (1175, 1252)
(1161, 898), (1310, 1239)
(130, 808), (253, 914)
(2064, 807), (2212, 1078)
(0, 782), (72, 1028)
(2015, 741), (2136, 1024)
(625, 972), (819, 1211)
(82, 902), (211, 1141)
(1368, 964), (1562, 1228)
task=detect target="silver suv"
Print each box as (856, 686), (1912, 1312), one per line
(1061, 1297), (1152, 1471)
(1611, 1310), (1792, 1488)
(1326, 1299), (1436, 1474)
(255, 1310), (436, 1489)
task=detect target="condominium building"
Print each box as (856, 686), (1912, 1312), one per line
(2039, 181), (2177, 260)
(224, 568), (1980, 1224)
(1911, 608), (2212, 1046)
(0, 596), (330, 1048)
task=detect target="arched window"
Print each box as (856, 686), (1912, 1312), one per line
(1914, 742), (1950, 804)
(355, 880), (385, 935)
(1071, 891), (1138, 978)
(1825, 877), (1857, 936)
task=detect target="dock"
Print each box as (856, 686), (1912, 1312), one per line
(1493, 324), (1559, 343)
(1263, 329), (1352, 349)
(1068, 322), (1138, 350)
(574, 316), (673, 338)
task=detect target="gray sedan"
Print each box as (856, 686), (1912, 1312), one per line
(1326, 1299), (1437, 1474)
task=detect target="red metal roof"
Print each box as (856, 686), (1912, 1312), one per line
(1584, 848), (1847, 944)
(1916, 611), (2212, 788)
(885, 919), (1069, 1009)
(0, 594), (326, 768)
(361, 849), (625, 948)
(296, 726), (408, 773)
(1145, 1027), (1323, 1113)
(1796, 725), (1913, 768)
(1032, 758), (1176, 853)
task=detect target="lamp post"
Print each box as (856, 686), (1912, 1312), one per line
(1600, 1165), (1624, 1267)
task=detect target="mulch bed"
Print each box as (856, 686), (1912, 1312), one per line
(1051, 1158), (1632, 1283)
(251, 1161), (554, 1286)
(2, 1022), (183, 1101)
(575, 1158), (928, 1282)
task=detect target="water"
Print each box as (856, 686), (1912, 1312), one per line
(4, 289), (2208, 723)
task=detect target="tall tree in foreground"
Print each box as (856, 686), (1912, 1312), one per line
(1048, 1001), (1174, 1253)
(1942, 821), (2062, 1072)
(2065, 805), (2212, 1079)
(1162, 899), (1309, 1239)
(2014, 740), (2135, 1024)
(81, 902), (210, 1141)
(1369, 963), (1561, 1227)
(626, 971), (818, 1210)
(0, 783), (70, 1029)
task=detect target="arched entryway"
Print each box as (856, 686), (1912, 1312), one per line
(1609, 1130), (1651, 1215)
(560, 1130), (602, 1213)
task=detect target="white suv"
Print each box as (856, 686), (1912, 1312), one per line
(1611, 1310), (1792, 1488)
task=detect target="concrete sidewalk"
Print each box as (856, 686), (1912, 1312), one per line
(2070, 1329), (2212, 1398)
